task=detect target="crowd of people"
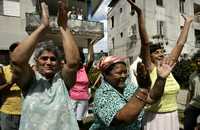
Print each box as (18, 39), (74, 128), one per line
(0, 0), (200, 130)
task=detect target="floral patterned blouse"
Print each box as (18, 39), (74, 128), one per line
(89, 77), (144, 130)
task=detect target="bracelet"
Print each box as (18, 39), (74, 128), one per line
(135, 94), (147, 103)
(138, 88), (149, 96)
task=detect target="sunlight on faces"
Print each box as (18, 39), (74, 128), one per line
(150, 49), (165, 65)
(105, 63), (128, 89)
(36, 50), (59, 79)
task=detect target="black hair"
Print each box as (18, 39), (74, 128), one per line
(149, 43), (163, 54)
(9, 42), (19, 52)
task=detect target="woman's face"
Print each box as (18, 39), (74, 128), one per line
(36, 50), (59, 79)
(105, 63), (128, 89)
(150, 48), (164, 65)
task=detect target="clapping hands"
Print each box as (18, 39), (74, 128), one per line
(57, 0), (68, 29)
(40, 0), (49, 28)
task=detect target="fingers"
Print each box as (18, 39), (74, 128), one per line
(127, 0), (135, 5)
(57, 0), (68, 29)
(181, 14), (186, 21)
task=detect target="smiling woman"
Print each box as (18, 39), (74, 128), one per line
(10, 1), (80, 130)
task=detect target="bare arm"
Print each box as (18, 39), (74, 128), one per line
(112, 62), (150, 124)
(127, 0), (152, 71)
(60, 27), (80, 88)
(58, 1), (80, 88)
(169, 15), (193, 63)
(11, 2), (49, 87)
(146, 57), (176, 104)
(85, 41), (94, 73)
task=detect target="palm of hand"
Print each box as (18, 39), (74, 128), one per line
(157, 63), (172, 78)
(41, 2), (49, 27)
(57, 0), (68, 29)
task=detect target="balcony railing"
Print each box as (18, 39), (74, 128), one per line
(25, 13), (104, 47)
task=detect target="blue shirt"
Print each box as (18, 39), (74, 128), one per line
(90, 77), (143, 130)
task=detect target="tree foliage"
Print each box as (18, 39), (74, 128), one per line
(172, 58), (196, 89)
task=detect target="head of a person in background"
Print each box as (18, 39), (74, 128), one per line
(9, 42), (19, 58)
(79, 48), (85, 69)
(193, 50), (200, 72)
(150, 43), (165, 65)
(97, 56), (127, 91)
(34, 40), (62, 79)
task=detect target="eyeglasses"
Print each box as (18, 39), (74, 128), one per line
(39, 56), (57, 62)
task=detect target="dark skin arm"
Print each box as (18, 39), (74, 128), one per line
(128, 0), (176, 104)
(111, 62), (150, 125)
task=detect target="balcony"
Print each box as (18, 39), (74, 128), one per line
(25, 13), (104, 47)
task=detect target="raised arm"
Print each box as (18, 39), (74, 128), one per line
(11, 2), (49, 65)
(146, 57), (175, 104)
(11, 1), (49, 87)
(169, 15), (194, 63)
(58, 1), (80, 88)
(85, 41), (94, 73)
(127, 0), (152, 70)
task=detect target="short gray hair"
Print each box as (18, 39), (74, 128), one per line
(34, 40), (62, 61)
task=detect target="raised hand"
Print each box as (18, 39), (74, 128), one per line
(157, 56), (176, 79)
(57, 0), (68, 29)
(127, 0), (141, 14)
(40, 0), (49, 28)
(181, 14), (194, 23)
(136, 62), (151, 89)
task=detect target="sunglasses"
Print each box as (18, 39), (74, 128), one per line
(39, 56), (57, 62)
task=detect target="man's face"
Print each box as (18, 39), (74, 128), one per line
(36, 50), (58, 79)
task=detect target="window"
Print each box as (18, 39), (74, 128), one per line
(120, 8), (122, 13)
(179, 0), (185, 13)
(194, 3), (200, 15)
(128, 24), (137, 37)
(111, 16), (114, 28)
(0, 0), (20, 17)
(130, 6), (135, 15)
(120, 32), (123, 38)
(156, 0), (163, 7)
(0, 0), (3, 15)
(157, 20), (165, 35)
(195, 29), (200, 48)
(112, 37), (115, 49)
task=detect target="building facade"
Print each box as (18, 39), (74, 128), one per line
(0, 0), (103, 64)
(107, 0), (200, 64)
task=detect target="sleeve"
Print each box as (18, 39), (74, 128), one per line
(94, 90), (126, 126)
